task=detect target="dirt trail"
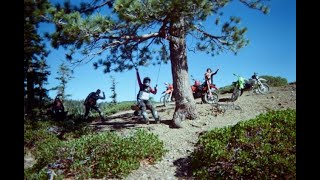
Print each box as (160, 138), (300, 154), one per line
(88, 85), (296, 179)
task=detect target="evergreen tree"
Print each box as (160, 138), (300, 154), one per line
(52, 63), (74, 100)
(47, 0), (269, 126)
(109, 75), (117, 104)
(24, 0), (51, 114)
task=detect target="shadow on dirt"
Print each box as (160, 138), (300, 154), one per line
(174, 156), (193, 179)
(219, 97), (233, 102)
(92, 115), (176, 131)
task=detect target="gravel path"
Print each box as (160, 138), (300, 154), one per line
(88, 85), (296, 180)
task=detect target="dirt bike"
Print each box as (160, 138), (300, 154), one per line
(159, 83), (175, 106)
(231, 73), (270, 102)
(191, 76), (219, 104)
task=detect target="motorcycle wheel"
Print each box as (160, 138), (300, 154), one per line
(134, 110), (141, 116)
(231, 88), (241, 102)
(257, 83), (270, 94)
(160, 95), (165, 106)
(163, 94), (171, 107)
(202, 89), (219, 104)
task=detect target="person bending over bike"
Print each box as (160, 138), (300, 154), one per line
(84, 89), (105, 120)
(135, 67), (160, 124)
(162, 82), (174, 94)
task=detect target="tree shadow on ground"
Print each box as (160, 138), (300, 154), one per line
(174, 156), (193, 179)
(106, 112), (134, 120)
(90, 111), (176, 131)
(219, 97), (233, 102)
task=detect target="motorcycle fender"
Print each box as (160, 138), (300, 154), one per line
(191, 86), (197, 92)
(259, 78), (267, 82)
(210, 84), (218, 90)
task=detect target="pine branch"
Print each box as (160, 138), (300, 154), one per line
(79, 0), (114, 13)
(192, 25), (229, 45)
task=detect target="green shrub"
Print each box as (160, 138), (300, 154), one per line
(63, 100), (134, 117)
(191, 109), (296, 179)
(260, 75), (288, 87)
(100, 101), (134, 116)
(24, 120), (60, 149)
(24, 118), (95, 149)
(217, 85), (234, 94)
(25, 129), (167, 179)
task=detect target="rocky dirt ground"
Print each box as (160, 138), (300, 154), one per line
(88, 84), (296, 180)
(24, 85), (296, 179)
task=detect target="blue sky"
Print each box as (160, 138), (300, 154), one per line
(41, 0), (296, 102)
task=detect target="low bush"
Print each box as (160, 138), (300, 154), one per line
(259, 75), (288, 87)
(191, 109), (296, 179)
(25, 129), (167, 179)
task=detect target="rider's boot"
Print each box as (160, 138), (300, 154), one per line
(142, 111), (150, 125)
(152, 110), (161, 124)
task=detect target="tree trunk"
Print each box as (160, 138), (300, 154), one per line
(169, 17), (197, 128)
(26, 66), (35, 114)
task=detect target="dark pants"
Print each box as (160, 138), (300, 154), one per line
(84, 104), (103, 118)
(51, 107), (67, 121)
(138, 99), (158, 121)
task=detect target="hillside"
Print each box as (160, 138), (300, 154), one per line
(85, 84), (296, 179)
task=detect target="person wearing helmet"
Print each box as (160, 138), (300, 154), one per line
(251, 72), (258, 80)
(135, 67), (160, 124)
(84, 89), (105, 120)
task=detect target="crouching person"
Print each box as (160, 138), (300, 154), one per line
(135, 67), (160, 124)
(49, 94), (67, 121)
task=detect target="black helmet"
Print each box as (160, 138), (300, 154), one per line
(207, 68), (212, 72)
(96, 89), (101, 93)
(143, 77), (151, 86)
(252, 72), (258, 79)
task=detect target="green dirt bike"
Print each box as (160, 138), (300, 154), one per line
(231, 73), (270, 102)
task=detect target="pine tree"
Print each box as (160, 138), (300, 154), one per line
(47, 0), (269, 126)
(109, 75), (117, 104)
(24, 0), (51, 114)
(52, 63), (74, 100)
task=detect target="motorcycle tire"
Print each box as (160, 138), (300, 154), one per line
(231, 88), (241, 102)
(163, 94), (170, 107)
(202, 90), (219, 104)
(257, 83), (270, 94)
(134, 110), (141, 116)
